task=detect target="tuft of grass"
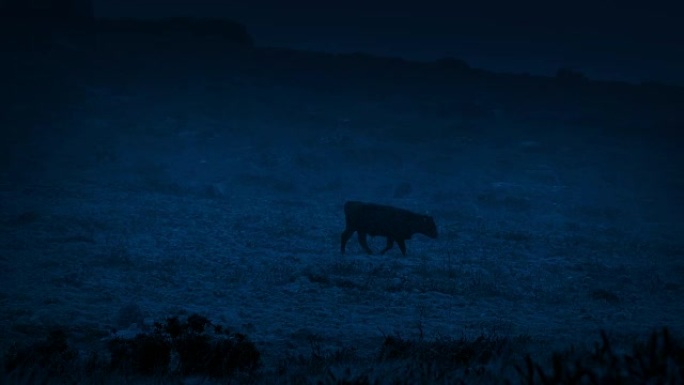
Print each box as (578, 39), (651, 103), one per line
(4, 329), (78, 379)
(378, 333), (510, 368)
(515, 328), (683, 385)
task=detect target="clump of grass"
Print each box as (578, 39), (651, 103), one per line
(275, 337), (363, 384)
(285, 333), (515, 385)
(379, 333), (510, 368)
(109, 313), (261, 377)
(4, 328), (78, 379)
(516, 328), (683, 385)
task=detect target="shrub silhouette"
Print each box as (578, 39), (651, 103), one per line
(109, 313), (261, 377)
(3, 329), (78, 377)
(108, 332), (171, 375)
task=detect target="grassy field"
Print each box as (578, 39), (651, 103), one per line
(1, 21), (683, 383)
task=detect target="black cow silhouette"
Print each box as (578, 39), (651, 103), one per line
(341, 201), (437, 256)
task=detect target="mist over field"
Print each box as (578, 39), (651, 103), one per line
(1, 17), (683, 383)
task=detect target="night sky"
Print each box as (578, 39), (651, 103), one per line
(93, 0), (684, 85)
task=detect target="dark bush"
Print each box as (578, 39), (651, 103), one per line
(3, 329), (78, 377)
(205, 332), (262, 376)
(174, 332), (212, 374)
(186, 313), (211, 333)
(169, 316), (260, 377)
(108, 333), (171, 375)
(158, 315), (184, 339)
(111, 313), (261, 377)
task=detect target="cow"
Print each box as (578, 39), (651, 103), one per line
(340, 201), (437, 256)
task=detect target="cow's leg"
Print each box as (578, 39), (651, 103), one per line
(340, 228), (354, 253)
(397, 239), (407, 256)
(380, 237), (394, 254)
(358, 232), (373, 254)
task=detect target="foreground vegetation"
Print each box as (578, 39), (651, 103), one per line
(2, 313), (682, 384)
